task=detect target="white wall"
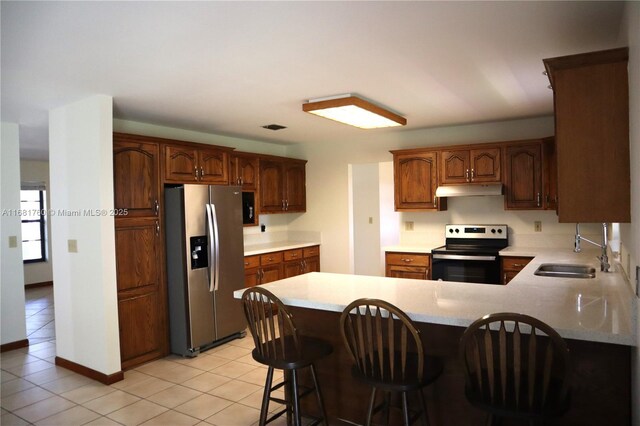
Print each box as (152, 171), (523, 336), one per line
(1, 122), (27, 345)
(20, 160), (53, 285)
(49, 95), (121, 375)
(352, 163), (383, 275)
(620, 2), (640, 424)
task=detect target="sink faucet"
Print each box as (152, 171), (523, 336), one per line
(574, 223), (610, 272)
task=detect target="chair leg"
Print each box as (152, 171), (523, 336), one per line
(309, 364), (328, 425)
(259, 367), (275, 426)
(401, 392), (410, 426)
(290, 369), (302, 426)
(418, 388), (430, 426)
(365, 387), (377, 426)
(384, 392), (392, 426)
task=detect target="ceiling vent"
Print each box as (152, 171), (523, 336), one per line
(262, 124), (287, 131)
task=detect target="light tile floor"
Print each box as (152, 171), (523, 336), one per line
(1, 287), (292, 425)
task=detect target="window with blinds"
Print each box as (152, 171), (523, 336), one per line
(21, 182), (46, 263)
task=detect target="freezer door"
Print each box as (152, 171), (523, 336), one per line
(209, 185), (247, 338)
(183, 185), (217, 349)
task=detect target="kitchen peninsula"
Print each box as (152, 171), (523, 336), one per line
(234, 248), (636, 425)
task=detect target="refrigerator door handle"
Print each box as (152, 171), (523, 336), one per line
(205, 204), (216, 292)
(209, 203), (221, 291)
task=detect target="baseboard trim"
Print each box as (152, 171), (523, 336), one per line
(25, 281), (53, 289)
(55, 356), (124, 385)
(1, 339), (29, 353)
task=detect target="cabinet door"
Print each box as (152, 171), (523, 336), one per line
(244, 267), (260, 288)
(543, 138), (558, 211)
(199, 148), (229, 184)
(231, 155), (259, 190)
(164, 145), (198, 183)
(304, 257), (320, 273)
(470, 148), (501, 183)
(115, 218), (166, 368)
(113, 139), (159, 218)
(504, 143), (543, 209)
(261, 264), (282, 284)
(259, 160), (285, 213)
(394, 152), (440, 210)
(440, 150), (470, 184)
(283, 261), (303, 278)
(386, 265), (428, 280)
(283, 161), (306, 212)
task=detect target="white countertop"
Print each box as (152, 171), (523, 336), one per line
(244, 241), (320, 256)
(235, 247), (637, 346)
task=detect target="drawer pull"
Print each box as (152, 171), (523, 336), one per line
(402, 258), (413, 263)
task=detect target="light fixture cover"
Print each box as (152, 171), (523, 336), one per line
(303, 95), (406, 129)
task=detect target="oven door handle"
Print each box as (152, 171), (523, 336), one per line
(432, 254), (497, 261)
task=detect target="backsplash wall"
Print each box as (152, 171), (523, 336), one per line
(399, 196), (603, 248)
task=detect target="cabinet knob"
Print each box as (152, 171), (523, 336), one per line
(470, 168), (475, 181)
(154, 199), (159, 216)
(465, 168), (470, 181)
(194, 167), (199, 180)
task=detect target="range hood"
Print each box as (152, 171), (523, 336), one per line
(435, 183), (503, 198)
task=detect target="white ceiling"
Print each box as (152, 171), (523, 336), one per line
(1, 1), (626, 160)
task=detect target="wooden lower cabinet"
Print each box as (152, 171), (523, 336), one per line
(501, 256), (533, 284)
(385, 252), (430, 280)
(245, 245), (321, 286)
(114, 218), (167, 369)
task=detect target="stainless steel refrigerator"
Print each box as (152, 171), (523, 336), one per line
(165, 184), (246, 357)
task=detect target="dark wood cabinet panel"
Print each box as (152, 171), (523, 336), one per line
(113, 137), (159, 218)
(283, 161), (306, 212)
(440, 150), (469, 184)
(118, 292), (163, 369)
(261, 264), (282, 284)
(199, 148), (228, 184)
(230, 153), (259, 190)
(259, 158), (307, 213)
(304, 256), (320, 273)
(501, 256), (533, 284)
(504, 142), (543, 210)
(164, 145), (198, 183)
(115, 219), (160, 292)
(544, 48), (630, 223)
(247, 245), (320, 283)
(385, 252), (430, 279)
(440, 147), (500, 184)
(470, 147), (501, 183)
(283, 261), (303, 278)
(393, 151), (442, 211)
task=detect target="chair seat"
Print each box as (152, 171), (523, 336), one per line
(252, 335), (333, 370)
(351, 351), (443, 392)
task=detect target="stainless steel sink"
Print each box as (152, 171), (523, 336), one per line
(534, 263), (596, 279)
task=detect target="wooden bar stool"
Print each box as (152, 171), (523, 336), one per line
(242, 287), (332, 426)
(340, 298), (443, 426)
(459, 313), (572, 426)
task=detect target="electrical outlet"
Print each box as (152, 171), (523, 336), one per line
(68, 239), (78, 253)
(405, 221), (414, 231)
(368, 217), (373, 224)
(8, 236), (17, 248)
(534, 221), (542, 232)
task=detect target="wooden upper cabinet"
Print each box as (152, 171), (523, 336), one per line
(164, 145), (199, 183)
(544, 48), (630, 223)
(113, 136), (160, 218)
(259, 158), (306, 213)
(230, 153), (259, 190)
(440, 147), (500, 184)
(392, 151), (443, 211)
(164, 144), (229, 184)
(504, 142), (543, 210)
(283, 161), (306, 212)
(198, 148), (228, 184)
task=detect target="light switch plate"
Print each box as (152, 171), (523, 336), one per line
(534, 221), (542, 232)
(68, 239), (78, 253)
(405, 221), (414, 231)
(8, 236), (17, 248)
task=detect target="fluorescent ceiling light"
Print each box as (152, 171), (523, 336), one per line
(303, 95), (406, 129)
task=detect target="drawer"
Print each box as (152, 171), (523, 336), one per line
(501, 256), (532, 271)
(386, 252), (430, 267)
(283, 249), (303, 262)
(303, 246), (320, 258)
(243, 255), (260, 270)
(260, 252), (283, 265)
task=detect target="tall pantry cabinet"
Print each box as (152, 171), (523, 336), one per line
(113, 133), (168, 370)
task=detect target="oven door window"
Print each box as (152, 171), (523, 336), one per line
(432, 258), (500, 284)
